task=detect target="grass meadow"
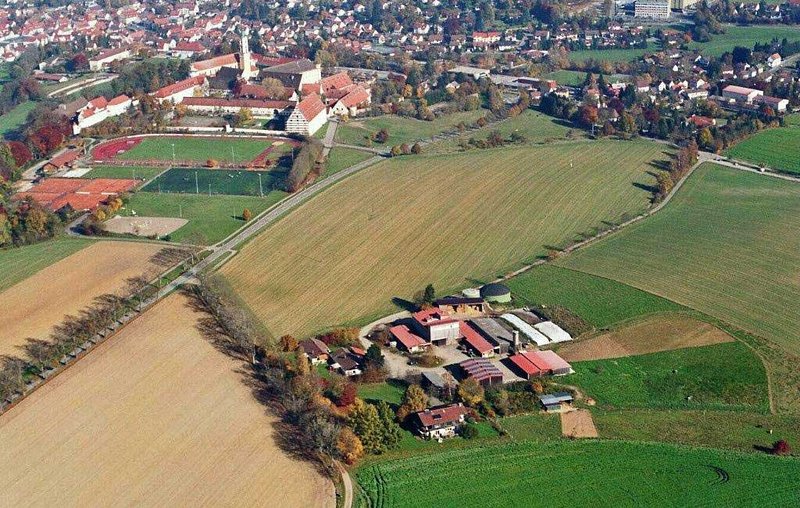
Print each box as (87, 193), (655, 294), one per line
(568, 47), (649, 64)
(725, 125), (800, 175)
(568, 342), (769, 412)
(0, 238), (89, 292)
(116, 137), (280, 164)
(355, 440), (800, 507)
(689, 25), (800, 56)
(561, 163), (800, 355)
(322, 148), (373, 178)
(221, 140), (670, 338)
(0, 101), (36, 137)
(120, 191), (285, 245)
(335, 110), (486, 148)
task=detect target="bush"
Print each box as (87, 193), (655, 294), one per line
(242, 208), (253, 221)
(461, 422), (479, 439)
(773, 440), (792, 456)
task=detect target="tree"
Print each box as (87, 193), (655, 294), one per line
(364, 344), (385, 369)
(389, 145), (402, 157)
(376, 400), (402, 449)
(279, 334), (298, 351)
(578, 105), (598, 128)
(411, 143), (422, 154)
(396, 384), (428, 422)
(242, 208), (253, 221)
(261, 77), (286, 99)
(337, 382), (358, 407)
(422, 284), (435, 305)
(461, 422), (479, 439)
(336, 427), (364, 465)
(238, 107), (253, 125)
(348, 399), (385, 454)
(458, 377), (484, 406)
(773, 440), (792, 456)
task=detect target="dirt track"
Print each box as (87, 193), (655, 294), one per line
(561, 409), (598, 438)
(558, 316), (734, 362)
(0, 294), (333, 507)
(0, 241), (166, 357)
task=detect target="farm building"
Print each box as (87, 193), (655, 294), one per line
(389, 324), (429, 353)
(421, 371), (456, 398)
(413, 403), (470, 439)
(298, 338), (330, 365)
(500, 314), (550, 346)
(285, 94), (327, 136)
(459, 358), (504, 387)
(460, 322), (496, 358)
(480, 283), (511, 304)
(470, 318), (516, 354)
(435, 296), (487, 316)
(539, 392), (574, 412)
(507, 350), (573, 379)
(533, 321), (572, 343)
(412, 308), (461, 346)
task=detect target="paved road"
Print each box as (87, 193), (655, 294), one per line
(322, 119), (338, 157)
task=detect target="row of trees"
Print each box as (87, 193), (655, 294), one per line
(286, 138), (324, 192)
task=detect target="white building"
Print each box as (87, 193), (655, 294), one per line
(635, 0), (670, 18)
(73, 94), (134, 134)
(152, 76), (207, 105)
(89, 48), (131, 71)
(285, 94), (327, 135)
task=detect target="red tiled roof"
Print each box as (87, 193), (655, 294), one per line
(413, 308), (458, 327)
(88, 96), (108, 110)
(15, 178), (137, 211)
(107, 94), (131, 106)
(509, 350), (571, 376)
(415, 404), (469, 428)
(340, 86), (370, 108)
(183, 97), (292, 109)
(153, 75), (205, 99)
(191, 53), (237, 72)
(321, 71), (353, 93)
(174, 41), (205, 52)
(295, 94), (325, 121)
(46, 150), (80, 169)
(390, 325), (427, 350)
(460, 322), (494, 354)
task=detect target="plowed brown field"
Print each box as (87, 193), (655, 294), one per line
(0, 294), (333, 507)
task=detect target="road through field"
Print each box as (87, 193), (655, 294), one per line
(0, 241), (165, 356)
(0, 294), (333, 507)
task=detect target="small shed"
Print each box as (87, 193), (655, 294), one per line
(480, 283), (511, 304)
(540, 392), (574, 412)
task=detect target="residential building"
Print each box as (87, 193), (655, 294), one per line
(413, 403), (470, 439)
(298, 338), (330, 365)
(329, 349), (362, 377)
(635, 0), (670, 19)
(89, 47), (130, 71)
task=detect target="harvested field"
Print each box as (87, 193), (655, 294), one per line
(223, 140), (669, 338)
(0, 241), (166, 356)
(103, 216), (188, 237)
(559, 316), (734, 362)
(0, 294), (333, 507)
(561, 409), (598, 438)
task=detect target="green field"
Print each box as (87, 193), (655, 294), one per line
(357, 380), (406, 405)
(116, 137), (283, 164)
(569, 342), (769, 411)
(322, 148), (373, 178)
(561, 163), (800, 355)
(507, 265), (684, 328)
(0, 101), (36, 138)
(568, 47), (649, 64)
(119, 191), (285, 245)
(335, 110), (486, 148)
(356, 440), (800, 507)
(0, 238), (89, 292)
(83, 166), (166, 181)
(222, 139), (669, 338)
(141, 167), (283, 196)
(689, 25), (800, 57)
(725, 126), (800, 175)
(543, 70), (630, 87)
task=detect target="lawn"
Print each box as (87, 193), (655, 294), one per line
(0, 101), (36, 138)
(83, 166), (166, 181)
(221, 139), (670, 338)
(561, 163), (800, 355)
(335, 110), (486, 147)
(567, 341), (769, 412)
(357, 380), (407, 405)
(689, 25), (800, 57)
(119, 191), (285, 245)
(544, 69), (588, 87)
(355, 439), (800, 507)
(116, 137), (280, 164)
(506, 265), (684, 329)
(568, 47), (650, 64)
(141, 167), (284, 196)
(725, 126), (800, 175)
(322, 148), (373, 178)
(0, 238), (90, 292)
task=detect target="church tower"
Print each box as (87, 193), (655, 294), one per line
(239, 27), (253, 80)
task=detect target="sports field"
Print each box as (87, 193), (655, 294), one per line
(0, 294), (333, 507)
(562, 163), (800, 354)
(83, 165), (166, 181)
(0, 238), (90, 292)
(335, 110), (486, 147)
(119, 191), (286, 245)
(0, 241), (166, 356)
(568, 341), (769, 411)
(141, 167), (283, 196)
(117, 136), (274, 163)
(725, 125), (800, 175)
(222, 140), (670, 337)
(356, 440), (800, 507)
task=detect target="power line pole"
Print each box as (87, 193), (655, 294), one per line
(258, 173), (263, 197)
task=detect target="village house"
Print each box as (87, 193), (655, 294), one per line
(413, 403), (470, 439)
(88, 47), (130, 71)
(329, 348), (362, 377)
(298, 338), (330, 365)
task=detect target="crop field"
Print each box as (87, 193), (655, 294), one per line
(0, 241), (166, 356)
(689, 25), (800, 56)
(115, 136), (284, 164)
(222, 140), (669, 338)
(355, 440), (800, 507)
(83, 165), (166, 181)
(141, 167), (283, 196)
(335, 110), (486, 147)
(0, 294), (333, 506)
(322, 147), (373, 178)
(725, 126), (800, 175)
(0, 100), (36, 137)
(568, 341), (768, 411)
(558, 315), (734, 361)
(506, 265), (684, 329)
(119, 191), (285, 245)
(562, 163), (800, 355)
(0, 238), (89, 292)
